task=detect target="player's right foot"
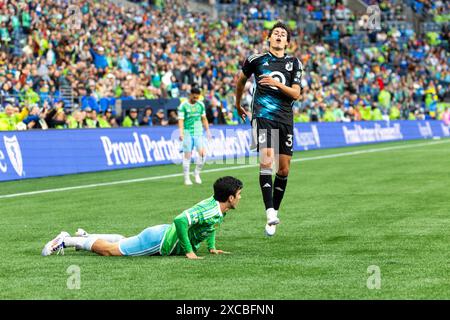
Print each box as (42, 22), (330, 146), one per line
(266, 208), (280, 226)
(41, 231), (70, 256)
(184, 177), (193, 185)
(265, 224), (276, 237)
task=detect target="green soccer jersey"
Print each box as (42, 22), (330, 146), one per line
(160, 196), (225, 256)
(177, 100), (205, 136)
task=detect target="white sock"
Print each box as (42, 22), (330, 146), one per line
(183, 158), (191, 178)
(88, 234), (125, 243)
(65, 234), (125, 251)
(266, 208), (277, 221)
(194, 156), (206, 176)
(64, 236), (98, 251)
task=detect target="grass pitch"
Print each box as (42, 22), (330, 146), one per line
(0, 139), (449, 299)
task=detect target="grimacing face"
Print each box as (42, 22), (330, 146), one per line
(268, 27), (289, 51)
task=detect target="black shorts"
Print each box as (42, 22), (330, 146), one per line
(252, 117), (294, 156)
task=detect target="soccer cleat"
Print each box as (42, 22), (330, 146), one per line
(194, 174), (202, 184)
(184, 177), (193, 185)
(75, 228), (89, 237)
(265, 224), (276, 237)
(41, 231), (70, 256)
(266, 208), (280, 226)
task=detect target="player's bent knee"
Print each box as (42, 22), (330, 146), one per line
(277, 168), (290, 176)
(260, 161), (273, 168)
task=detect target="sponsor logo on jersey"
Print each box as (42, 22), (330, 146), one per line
(267, 71), (286, 90)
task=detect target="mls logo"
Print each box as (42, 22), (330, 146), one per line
(285, 61), (293, 71)
(3, 135), (24, 176)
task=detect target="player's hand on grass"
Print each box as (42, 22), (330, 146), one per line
(258, 74), (279, 88)
(186, 252), (203, 259)
(236, 105), (247, 122)
(209, 249), (231, 255)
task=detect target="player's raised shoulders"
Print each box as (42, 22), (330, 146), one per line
(284, 55), (300, 63)
(247, 52), (270, 63)
(186, 196), (221, 221)
(197, 196), (217, 208)
(200, 196), (221, 214)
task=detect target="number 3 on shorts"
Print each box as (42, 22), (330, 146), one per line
(285, 134), (293, 147)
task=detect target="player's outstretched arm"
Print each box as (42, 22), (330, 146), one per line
(209, 249), (231, 255)
(186, 252), (203, 259)
(173, 213), (203, 259)
(207, 230), (231, 255)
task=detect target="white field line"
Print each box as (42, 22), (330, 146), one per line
(0, 140), (448, 200)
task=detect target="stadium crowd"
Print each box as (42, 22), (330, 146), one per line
(0, 0), (449, 130)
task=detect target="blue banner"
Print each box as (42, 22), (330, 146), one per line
(1, 120), (449, 182)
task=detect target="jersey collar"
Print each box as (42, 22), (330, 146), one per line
(268, 50), (287, 59)
(216, 200), (223, 217)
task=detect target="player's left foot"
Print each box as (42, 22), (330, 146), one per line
(194, 174), (202, 184)
(184, 177), (193, 185)
(41, 231), (70, 256)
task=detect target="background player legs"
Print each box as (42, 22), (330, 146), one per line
(183, 151), (193, 185)
(194, 147), (206, 184)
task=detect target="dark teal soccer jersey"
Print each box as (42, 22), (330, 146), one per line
(242, 52), (303, 125)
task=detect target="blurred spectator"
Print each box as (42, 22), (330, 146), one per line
(100, 108), (118, 128)
(0, 0), (448, 132)
(168, 110), (178, 125)
(22, 105), (48, 129)
(67, 110), (85, 129)
(153, 109), (168, 126)
(0, 105), (21, 130)
(84, 109), (101, 128)
(122, 108), (140, 127)
(140, 107), (154, 126)
(45, 108), (67, 129)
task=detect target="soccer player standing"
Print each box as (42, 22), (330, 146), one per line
(178, 87), (211, 185)
(235, 22), (303, 236)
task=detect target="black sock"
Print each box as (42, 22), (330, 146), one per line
(273, 174), (288, 211)
(259, 170), (273, 210)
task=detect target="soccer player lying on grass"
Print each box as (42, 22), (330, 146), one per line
(41, 176), (243, 260)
